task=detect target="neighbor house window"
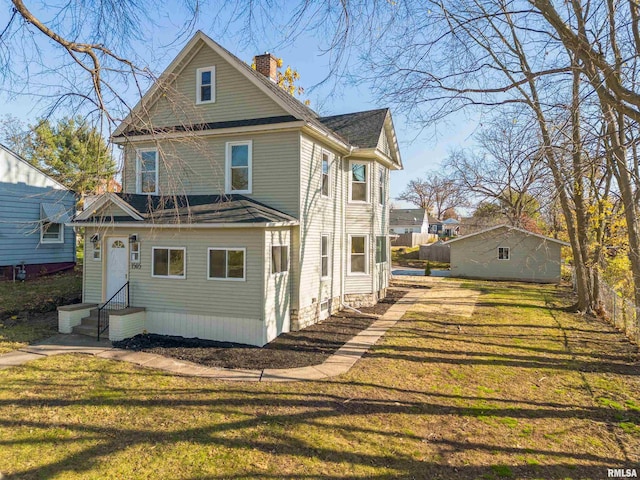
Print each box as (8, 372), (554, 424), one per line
(271, 245), (289, 274)
(349, 235), (368, 274)
(321, 234), (330, 278)
(321, 152), (330, 197)
(136, 148), (158, 194)
(376, 236), (387, 263)
(196, 66), (215, 104)
(379, 167), (385, 205)
(226, 141), (252, 193)
(498, 247), (510, 260)
(40, 222), (64, 243)
(208, 248), (245, 280)
(350, 162), (368, 202)
(152, 247), (186, 279)
(41, 222), (63, 243)
(130, 242), (140, 264)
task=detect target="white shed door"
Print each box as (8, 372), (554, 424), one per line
(106, 237), (128, 301)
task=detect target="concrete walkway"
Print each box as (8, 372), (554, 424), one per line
(0, 288), (426, 382)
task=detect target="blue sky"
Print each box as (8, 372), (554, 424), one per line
(0, 3), (478, 206)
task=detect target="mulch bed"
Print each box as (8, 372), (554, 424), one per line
(113, 288), (408, 370)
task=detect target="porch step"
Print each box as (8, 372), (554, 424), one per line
(72, 323), (108, 339)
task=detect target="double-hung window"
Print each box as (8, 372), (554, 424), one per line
(321, 152), (330, 197)
(226, 141), (252, 193)
(321, 235), (330, 278)
(349, 235), (368, 274)
(271, 246), (289, 274)
(196, 66), (215, 104)
(350, 162), (368, 202)
(209, 248), (245, 280)
(152, 247), (186, 279)
(498, 247), (510, 260)
(41, 222), (63, 243)
(376, 236), (387, 263)
(136, 148), (158, 194)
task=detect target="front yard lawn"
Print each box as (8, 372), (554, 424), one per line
(0, 269), (82, 354)
(0, 278), (638, 479)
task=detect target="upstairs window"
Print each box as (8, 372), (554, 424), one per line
(196, 66), (215, 104)
(136, 149), (158, 195)
(271, 245), (289, 274)
(498, 247), (510, 260)
(41, 222), (63, 244)
(226, 141), (252, 194)
(350, 162), (368, 202)
(321, 152), (330, 197)
(379, 166), (386, 205)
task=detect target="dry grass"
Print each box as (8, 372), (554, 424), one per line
(0, 270), (82, 354)
(0, 279), (638, 479)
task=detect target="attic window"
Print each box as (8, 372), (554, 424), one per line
(196, 66), (216, 104)
(498, 247), (510, 260)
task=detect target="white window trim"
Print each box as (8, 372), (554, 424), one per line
(348, 161), (369, 204)
(378, 166), (386, 205)
(92, 240), (102, 261)
(130, 241), (141, 265)
(40, 222), (64, 244)
(136, 148), (159, 195)
(321, 234), (331, 279)
(151, 246), (187, 279)
(321, 150), (331, 198)
(376, 235), (387, 264)
(225, 141), (253, 194)
(348, 234), (369, 276)
(498, 247), (510, 261)
(207, 247), (247, 282)
(196, 66), (216, 105)
(271, 244), (289, 276)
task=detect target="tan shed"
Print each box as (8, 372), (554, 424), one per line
(443, 225), (569, 283)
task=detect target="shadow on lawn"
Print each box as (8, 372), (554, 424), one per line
(0, 376), (629, 480)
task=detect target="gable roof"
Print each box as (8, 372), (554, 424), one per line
(390, 208), (427, 226)
(319, 109), (388, 148)
(0, 143), (70, 191)
(113, 32), (402, 168)
(442, 224), (570, 246)
(73, 193), (298, 226)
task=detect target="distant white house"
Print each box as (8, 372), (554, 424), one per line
(443, 225), (569, 283)
(390, 208), (429, 234)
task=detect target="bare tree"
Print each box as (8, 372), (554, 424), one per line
(397, 171), (467, 219)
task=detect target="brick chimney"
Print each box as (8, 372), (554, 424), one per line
(254, 52), (278, 82)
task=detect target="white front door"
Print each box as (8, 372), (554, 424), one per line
(106, 237), (129, 302)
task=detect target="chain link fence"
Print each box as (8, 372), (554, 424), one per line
(599, 282), (640, 346)
(568, 266), (639, 346)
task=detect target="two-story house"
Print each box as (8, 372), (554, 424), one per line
(68, 31), (402, 346)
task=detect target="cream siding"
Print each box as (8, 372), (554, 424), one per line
(293, 135), (345, 315)
(377, 129), (391, 157)
(264, 228), (292, 342)
(121, 131), (299, 216)
(141, 40), (289, 129)
(345, 158), (375, 295)
(449, 228), (563, 283)
(83, 227), (103, 303)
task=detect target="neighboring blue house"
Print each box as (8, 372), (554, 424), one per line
(0, 143), (76, 280)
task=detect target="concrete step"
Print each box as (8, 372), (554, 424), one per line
(72, 323), (109, 339)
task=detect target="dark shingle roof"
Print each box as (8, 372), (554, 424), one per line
(83, 194), (297, 225)
(390, 208), (427, 226)
(120, 115), (299, 137)
(318, 109), (388, 148)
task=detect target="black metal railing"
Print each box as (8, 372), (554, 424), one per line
(97, 282), (129, 341)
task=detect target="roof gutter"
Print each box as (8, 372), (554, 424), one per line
(68, 220), (299, 229)
(301, 123), (352, 154)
